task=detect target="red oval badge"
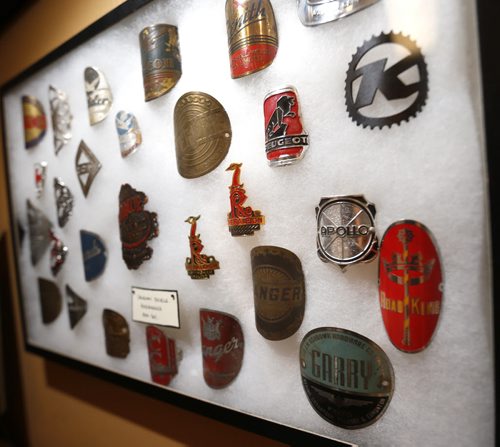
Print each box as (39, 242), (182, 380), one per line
(379, 220), (443, 352)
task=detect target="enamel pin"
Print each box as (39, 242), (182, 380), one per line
(140, 24), (182, 101)
(49, 231), (68, 276)
(225, 0), (278, 78)
(115, 111), (142, 158)
(146, 326), (180, 386)
(379, 220), (443, 353)
(84, 66), (113, 125)
(185, 216), (219, 279)
(200, 309), (244, 389)
(34, 162), (47, 197)
(226, 163), (265, 236)
(49, 85), (72, 154)
(23, 95), (47, 149)
(27, 200), (52, 265)
(80, 230), (107, 281)
(75, 140), (101, 197)
(102, 309), (130, 358)
(38, 278), (62, 324)
(297, 0), (380, 26)
(54, 177), (73, 227)
(316, 195), (378, 270)
(119, 184), (159, 270)
(66, 285), (87, 329)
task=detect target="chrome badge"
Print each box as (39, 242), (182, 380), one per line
(49, 85), (73, 155)
(84, 66), (113, 125)
(75, 140), (102, 197)
(297, 0), (380, 26)
(54, 177), (73, 227)
(34, 161), (47, 197)
(115, 111), (142, 158)
(27, 199), (52, 266)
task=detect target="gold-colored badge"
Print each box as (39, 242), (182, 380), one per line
(174, 92), (232, 179)
(185, 216), (220, 279)
(22, 95), (47, 149)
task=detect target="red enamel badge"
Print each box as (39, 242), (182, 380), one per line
(379, 220), (443, 352)
(146, 326), (178, 386)
(200, 309), (244, 389)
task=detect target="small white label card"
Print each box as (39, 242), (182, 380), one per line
(131, 286), (180, 328)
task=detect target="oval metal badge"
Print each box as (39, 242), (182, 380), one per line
(84, 66), (113, 125)
(379, 220), (443, 353)
(80, 230), (107, 281)
(200, 309), (244, 388)
(300, 327), (394, 429)
(174, 91), (232, 179)
(251, 246), (305, 340)
(38, 278), (62, 324)
(22, 95), (47, 149)
(146, 325), (179, 386)
(102, 309), (130, 358)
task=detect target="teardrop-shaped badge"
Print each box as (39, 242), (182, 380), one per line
(115, 111), (142, 158)
(146, 326), (179, 386)
(27, 199), (53, 266)
(84, 66), (113, 125)
(379, 220), (443, 353)
(102, 309), (130, 358)
(65, 285), (87, 329)
(38, 278), (62, 324)
(49, 85), (73, 154)
(23, 95), (47, 149)
(80, 230), (107, 281)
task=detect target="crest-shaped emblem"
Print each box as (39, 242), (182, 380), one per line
(146, 326), (180, 386)
(49, 230), (68, 276)
(80, 230), (107, 281)
(34, 161), (47, 197)
(27, 199), (52, 266)
(379, 220), (443, 352)
(65, 285), (88, 329)
(297, 0), (380, 26)
(115, 111), (142, 158)
(140, 24), (182, 101)
(102, 309), (130, 358)
(200, 309), (244, 389)
(226, 163), (265, 236)
(22, 95), (47, 149)
(84, 66), (113, 125)
(119, 184), (159, 270)
(185, 216), (219, 279)
(38, 278), (62, 324)
(54, 177), (73, 227)
(75, 140), (101, 197)
(49, 85), (73, 154)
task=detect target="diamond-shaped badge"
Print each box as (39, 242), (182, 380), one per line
(75, 140), (101, 197)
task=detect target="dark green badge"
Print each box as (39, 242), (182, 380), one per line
(300, 327), (394, 429)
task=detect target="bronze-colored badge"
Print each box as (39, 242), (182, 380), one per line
(174, 92), (232, 178)
(185, 216), (219, 279)
(251, 246), (305, 340)
(225, 0), (279, 78)
(84, 66), (113, 125)
(102, 309), (130, 358)
(75, 140), (102, 197)
(140, 24), (182, 102)
(119, 184), (159, 270)
(27, 199), (52, 266)
(38, 278), (62, 324)
(49, 85), (72, 155)
(23, 95), (47, 149)
(66, 285), (87, 329)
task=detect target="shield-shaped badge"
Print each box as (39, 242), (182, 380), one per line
(200, 309), (244, 388)
(75, 140), (101, 197)
(146, 326), (179, 386)
(27, 200), (53, 266)
(102, 309), (130, 358)
(115, 111), (142, 158)
(54, 177), (73, 227)
(84, 67), (113, 125)
(379, 220), (443, 353)
(49, 85), (73, 155)
(38, 278), (62, 324)
(80, 230), (107, 281)
(23, 95), (47, 149)
(65, 285), (88, 329)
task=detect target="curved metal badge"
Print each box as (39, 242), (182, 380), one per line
(379, 220), (443, 353)
(84, 66), (113, 125)
(174, 92), (232, 178)
(300, 327), (394, 429)
(251, 246), (305, 340)
(27, 199), (52, 266)
(49, 231), (68, 276)
(297, 0), (379, 26)
(115, 111), (142, 158)
(264, 86), (309, 167)
(225, 0), (278, 78)
(146, 326), (179, 386)
(80, 230), (107, 281)
(34, 161), (47, 197)
(316, 195), (378, 270)
(119, 184), (159, 270)
(38, 278), (62, 324)
(54, 177), (73, 227)
(102, 309), (130, 358)
(140, 24), (182, 101)
(200, 309), (244, 389)
(66, 285), (88, 329)
(75, 140), (101, 197)
(185, 216), (219, 279)
(49, 85), (72, 155)
(22, 95), (47, 149)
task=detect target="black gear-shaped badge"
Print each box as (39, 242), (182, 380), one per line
(345, 32), (428, 129)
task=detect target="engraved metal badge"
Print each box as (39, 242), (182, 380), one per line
(251, 246), (306, 340)
(66, 285), (88, 329)
(140, 24), (182, 101)
(80, 230), (107, 281)
(316, 195), (378, 270)
(226, 163), (265, 236)
(27, 199), (52, 265)
(102, 309), (130, 358)
(200, 309), (244, 389)
(38, 278), (62, 324)
(264, 86), (309, 167)
(346, 32), (428, 129)
(146, 326), (180, 386)
(379, 220), (443, 353)
(115, 111), (142, 158)
(34, 161), (47, 197)
(49, 85), (72, 155)
(174, 92), (232, 178)
(84, 66), (113, 125)
(225, 0), (278, 78)
(300, 327), (394, 429)
(185, 216), (219, 279)
(297, 0), (380, 26)
(22, 95), (47, 149)
(54, 177), (73, 227)
(49, 231), (68, 276)
(75, 140), (101, 197)
(119, 184), (159, 270)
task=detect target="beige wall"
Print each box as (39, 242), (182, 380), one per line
(0, 2), (284, 446)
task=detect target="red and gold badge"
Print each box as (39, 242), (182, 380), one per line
(185, 216), (219, 279)
(146, 326), (178, 386)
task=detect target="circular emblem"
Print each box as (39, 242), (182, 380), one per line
(300, 327), (395, 429)
(316, 195), (377, 269)
(345, 32), (428, 129)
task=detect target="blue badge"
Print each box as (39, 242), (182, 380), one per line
(80, 230), (107, 281)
